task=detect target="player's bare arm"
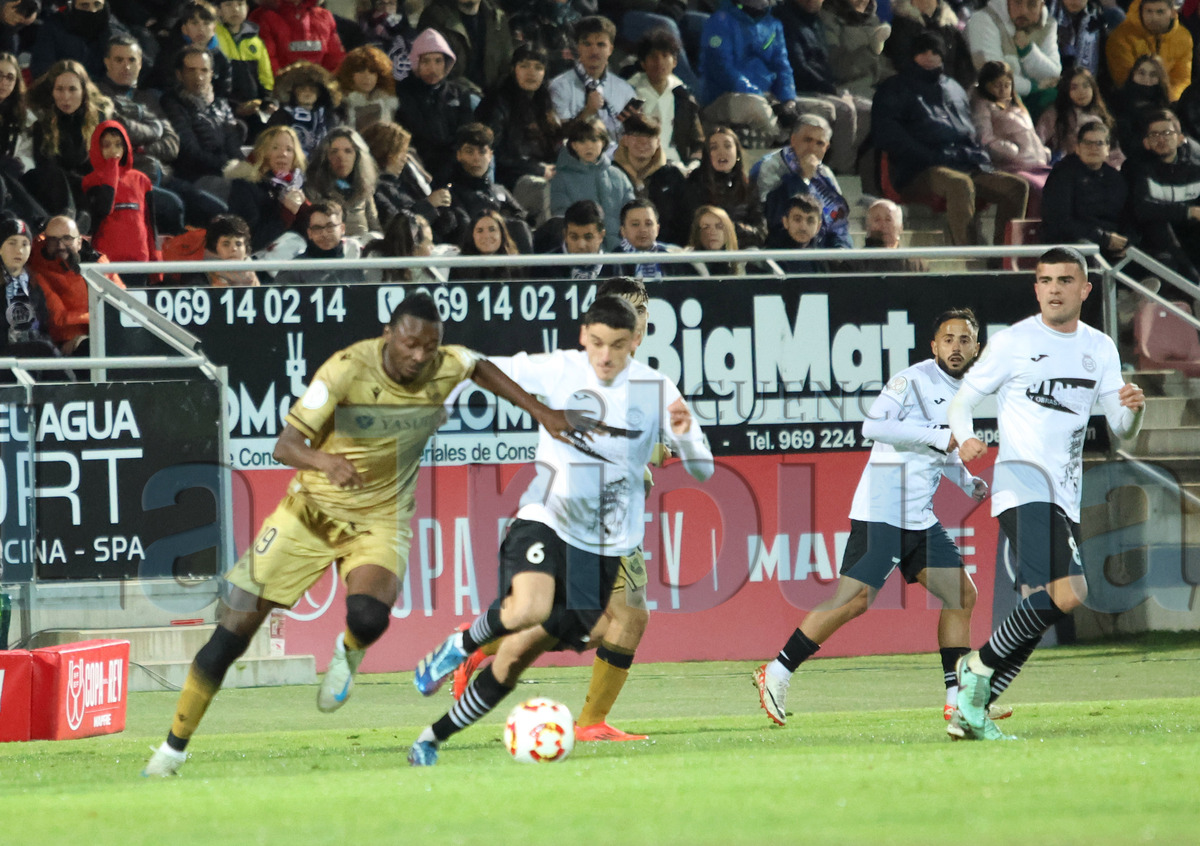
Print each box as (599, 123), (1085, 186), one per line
(273, 424), (364, 489)
(470, 358), (578, 445)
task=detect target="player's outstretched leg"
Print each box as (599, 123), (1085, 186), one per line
(410, 627), (556, 765)
(756, 577), (870, 726)
(317, 593), (391, 712)
(142, 605), (259, 776)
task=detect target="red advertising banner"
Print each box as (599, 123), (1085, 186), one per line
(29, 640), (129, 740)
(237, 450), (1000, 673)
(0, 651), (33, 742)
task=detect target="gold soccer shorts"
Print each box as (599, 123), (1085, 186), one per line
(226, 492), (412, 606)
(611, 547), (649, 611)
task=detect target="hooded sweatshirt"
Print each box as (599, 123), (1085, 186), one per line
(396, 29), (473, 180)
(81, 120), (158, 263)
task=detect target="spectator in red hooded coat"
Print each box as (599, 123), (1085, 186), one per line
(81, 119), (159, 267)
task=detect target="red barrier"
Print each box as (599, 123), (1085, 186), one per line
(0, 651), (33, 742)
(29, 640), (129, 740)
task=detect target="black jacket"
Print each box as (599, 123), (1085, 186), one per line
(774, 0), (837, 95)
(1040, 153), (1131, 253)
(395, 74), (475, 183)
(159, 88), (247, 180)
(871, 63), (990, 190)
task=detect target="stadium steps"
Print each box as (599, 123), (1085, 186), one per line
(26, 623), (316, 692)
(1075, 368), (1200, 638)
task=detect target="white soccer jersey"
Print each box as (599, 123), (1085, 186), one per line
(949, 315), (1132, 522)
(849, 358), (977, 530)
(491, 350), (714, 556)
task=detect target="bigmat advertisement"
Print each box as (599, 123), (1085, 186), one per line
(105, 274), (1113, 670)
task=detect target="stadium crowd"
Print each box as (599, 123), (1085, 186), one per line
(4, 0), (1200, 358)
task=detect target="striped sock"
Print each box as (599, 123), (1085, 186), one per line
(989, 636), (1040, 704)
(941, 647), (970, 690)
(978, 593), (1065, 674)
(431, 665), (514, 742)
(463, 608), (509, 653)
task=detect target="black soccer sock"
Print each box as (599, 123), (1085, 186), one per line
(978, 592), (1066, 669)
(431, 665), (514, 742)
(988, 636), (1040, 705)
(775, 629), (821, 673)
(462, 608), (510, 654)
(941, 647), (970, 690)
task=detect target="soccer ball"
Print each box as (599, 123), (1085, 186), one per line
(504, 698), (575, 763)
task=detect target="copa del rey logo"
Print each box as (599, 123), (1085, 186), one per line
(65, 656), (125, 731)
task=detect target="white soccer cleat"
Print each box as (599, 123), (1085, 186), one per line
(754, 663), (790, 726)
(142, 743), (187, 777)
(318, 632), (366, 713)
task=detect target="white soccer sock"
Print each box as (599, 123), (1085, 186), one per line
(945, 686), (958, 707)
(766, 660), (791, 683)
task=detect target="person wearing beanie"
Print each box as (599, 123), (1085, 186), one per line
(395, 28), (474, 182)
(0, 216), (57, 360)
(871, 31), (1030, 246)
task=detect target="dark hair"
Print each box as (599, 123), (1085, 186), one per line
(105, 35), (141, 58)
(363, 210), (423, 281)
(176, 43), (212, 71)
(1125, 54), (1170, 105)
(205, 214), (251, 251)
(1141, 107), (1177, 132)
(575, 15), (617, 43)
(564, 199), (605, 230)
(1037, 245), (1088, 273)
(582, 293), (637, 332)
(455, 122), (494, 150)
(462, 209), (518, 256)
(308, 199), (344, 220)
(1049, 68), (1113, 152)
(782, 193), (821, 218)
(696, 127), (753, 209)
(596, 276), (648, 310)
(180, 1), (217, 22)
(622, 112), (661, 137)
(976, 60), (1026, 113)
(389, 291), (441, 325)
(1076, 120), (1109, 144)
(620, 197), (658, 226)
(511, 42), (549, 68)
(636, 28), (681, 63)
(931, 307), (979, 339)
(567, 117), (608, 146)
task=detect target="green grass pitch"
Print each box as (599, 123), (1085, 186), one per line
(1, 635), (1197, 846)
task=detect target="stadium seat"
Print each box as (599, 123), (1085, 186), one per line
(1133, 301), (1200, 377)
(878, 151), (946, 213)
(1002, 219), (1042, 270)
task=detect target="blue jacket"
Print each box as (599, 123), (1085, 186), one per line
(699, 0), (797, 106)
(549, 146), (636, 249)
(871, 63), (990, 190)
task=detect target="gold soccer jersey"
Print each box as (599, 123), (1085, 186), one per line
(286, 339), (479, 522)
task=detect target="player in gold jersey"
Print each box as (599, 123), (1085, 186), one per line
(143, 293), (574, 777)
